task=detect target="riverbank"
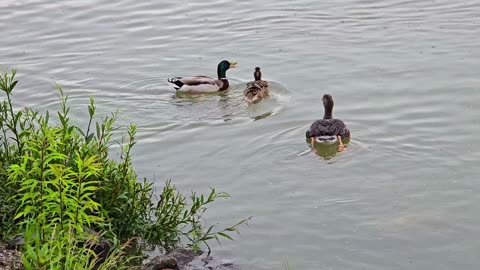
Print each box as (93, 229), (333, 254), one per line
(0, 243), (22, 270)
(0, 245), (239, 270)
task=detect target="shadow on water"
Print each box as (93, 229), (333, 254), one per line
(306, 137), (352, 160)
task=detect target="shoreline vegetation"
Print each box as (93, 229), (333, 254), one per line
(0, 69), (250, 269)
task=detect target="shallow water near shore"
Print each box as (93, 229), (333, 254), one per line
(2, 0), (480, 269)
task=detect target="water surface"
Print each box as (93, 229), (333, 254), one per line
(2, 0), (480, 269)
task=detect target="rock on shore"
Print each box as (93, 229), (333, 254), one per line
(0, 243), (22, 270)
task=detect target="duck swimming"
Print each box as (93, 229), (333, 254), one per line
(167, 60), (237, 93)
(244, 67), (269, 103)
(305, 94), (350, 152)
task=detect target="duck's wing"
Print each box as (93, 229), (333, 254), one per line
(256, 80), (269, 88)
(306, 119), (330, 137)
(306, 119), (350, 138)
(167, 76), (221, 92)
(244, 87), (261, 103)
(336, 119), (351, 138)
(244, 80), (269, 103)
(246, 80), (268, 89)
(179, 76), (217, 85)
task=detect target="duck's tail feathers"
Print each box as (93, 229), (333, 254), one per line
(244, 95), (259, 104)
(167, 77), (184, 90)
(315, 135), (338, 144)
(244, 87), (261, 103)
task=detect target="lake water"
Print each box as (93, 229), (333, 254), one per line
(2, 0), (480, 269)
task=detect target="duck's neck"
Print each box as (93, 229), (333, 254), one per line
(323, 105), (333, 119)
(219, 78), (229, 91)
(254, 71), (262, 81)
(217, 67), (228, 79)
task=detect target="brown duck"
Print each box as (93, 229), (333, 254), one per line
(306, 94), (350, 151)
(244, 67), (269, 103)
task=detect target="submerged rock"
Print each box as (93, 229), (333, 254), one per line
(143, 248), (240, 270)
(189, 255), (240, 270)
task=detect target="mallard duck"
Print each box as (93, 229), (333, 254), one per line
(244, 67), (269, 103)
(167, 60), (237, 93)
(305, 94), (350, 152)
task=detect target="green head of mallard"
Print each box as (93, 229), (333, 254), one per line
(217, 60), (237, 79)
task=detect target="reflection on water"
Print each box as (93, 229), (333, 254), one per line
(377, 208), (455, 236)
(251, 111), (274, 121)
(170, 81), (289, 124)
(308, 137), (351, 160)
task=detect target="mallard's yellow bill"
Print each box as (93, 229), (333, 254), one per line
(230, 61), (238, 68)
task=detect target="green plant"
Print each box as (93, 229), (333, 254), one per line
(0, 68), (25, 239)
(6, 91), (129, 269)
(95, 124), (153, 240)
(147, 180), (251, 254)
(0, 68), (249, 269)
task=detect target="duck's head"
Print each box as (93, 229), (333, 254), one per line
(217, 60), (237, 79)
(322, 94), (334, 119)
(254, 67), (262, 81)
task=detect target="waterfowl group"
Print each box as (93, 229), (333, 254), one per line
(167, 61), (270, 104)
(167, 61), (351, 153)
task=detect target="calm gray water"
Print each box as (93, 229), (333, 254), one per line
(2, 0), (480, 269)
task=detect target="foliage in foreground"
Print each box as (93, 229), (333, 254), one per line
(0, 69), (248, 269)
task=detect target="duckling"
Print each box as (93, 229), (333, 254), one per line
(244, 67), (269, 103)
(167, 60), (237, 93)
(306, 94), (350, 152)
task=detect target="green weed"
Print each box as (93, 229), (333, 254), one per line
(0, 68), (248, 268)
